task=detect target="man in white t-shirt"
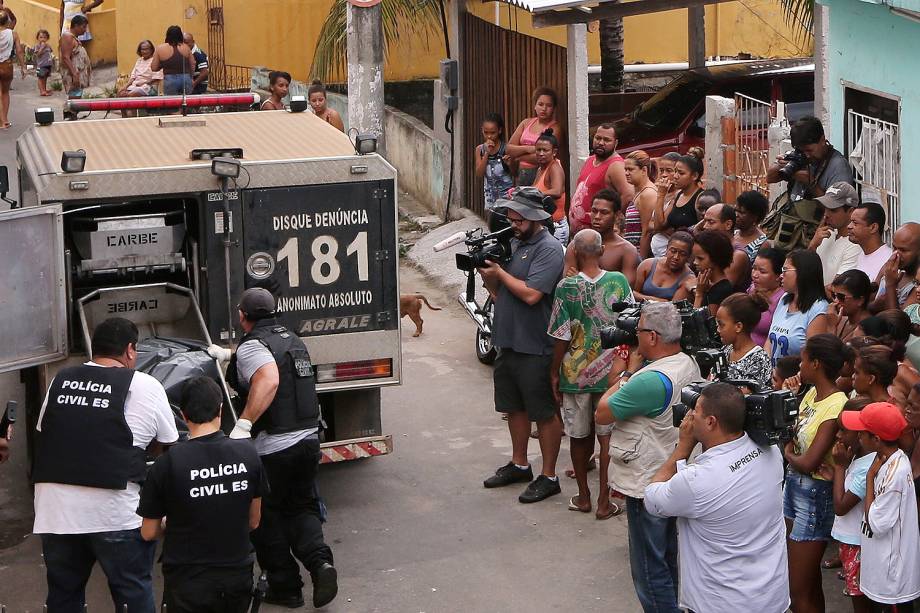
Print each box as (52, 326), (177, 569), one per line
(810, 181), (862, 289)
(33, 317), (178, 613)
(644, 383), (789, 613)
(848, 202), (893, 283)
(841, 401), (920, 608)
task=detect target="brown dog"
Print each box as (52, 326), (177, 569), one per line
(400, 293), (442, 337)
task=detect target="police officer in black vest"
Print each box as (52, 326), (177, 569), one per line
(226, 288), (337, 609)
(32, 317), (179, 613)
(138, 376), (267, 612)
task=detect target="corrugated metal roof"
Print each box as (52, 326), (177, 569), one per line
(493, 0), (606, 13)
(28, 110), (357, 173)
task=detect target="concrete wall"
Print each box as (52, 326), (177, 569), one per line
(5, 0), (117, 65)
(704, 95), (735, 192)
(251, 68), (451, 217)
(466, 0), (812, 67)
(821, 0), (919, 220)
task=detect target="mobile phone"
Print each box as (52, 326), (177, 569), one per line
(1, 401), (17, 439)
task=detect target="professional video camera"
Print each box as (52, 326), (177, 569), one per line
(454, 225), (514, 272)
(777, 148), (809, 182)
(672, 380), (798, 446)
(599, 300), (722, 365)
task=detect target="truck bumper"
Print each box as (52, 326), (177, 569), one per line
(320, 434), (393, 463)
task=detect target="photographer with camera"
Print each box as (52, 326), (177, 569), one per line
(643, 383), (789, 613)
(766, 116), (854, 201)
(481, 188), (566, 504)
(595, 301), (701, 612)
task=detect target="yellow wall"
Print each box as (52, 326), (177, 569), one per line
(466, 0), (811, 65)
(115, 0), (441, 82)
(5, 0), (118, 64)
(109, 0), (809, 85)
(114, 0), (207, 77)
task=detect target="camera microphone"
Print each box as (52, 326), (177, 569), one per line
(610, 301), (633, 313)
(433, 231), (468, 253)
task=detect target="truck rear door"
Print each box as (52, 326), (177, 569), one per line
(0, 205), (69, 373)
(241, 180), (399, 342)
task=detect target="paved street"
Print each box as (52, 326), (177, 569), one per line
(0, 71), (851, 612)
(0, 264), (639, 611)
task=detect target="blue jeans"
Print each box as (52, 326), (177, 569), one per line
(163, 73), (193, 96)
(40, 528), (156, 613)
(626, 496), (681, 613)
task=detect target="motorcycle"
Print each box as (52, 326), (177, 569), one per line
(459, 266), (497, 365)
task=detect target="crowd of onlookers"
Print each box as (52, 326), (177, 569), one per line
(480, 88), (920, 612)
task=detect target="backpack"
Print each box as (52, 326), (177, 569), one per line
(761, 191), (823, 251)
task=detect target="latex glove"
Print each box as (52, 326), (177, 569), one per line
(207, 344), (233, 362)
(230, 418), (253, 439)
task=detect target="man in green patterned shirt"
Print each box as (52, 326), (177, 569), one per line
(548, 229), (633, 518)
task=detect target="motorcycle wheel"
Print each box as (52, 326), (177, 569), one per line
(476, 328), (497, 365)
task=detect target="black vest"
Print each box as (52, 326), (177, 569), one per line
(33, 365), (147, 490)
(228, 319), (320, 436)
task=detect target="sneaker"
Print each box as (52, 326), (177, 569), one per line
(483, 462), (533, 488)
(263, 587), (305, 609)
(518, 475), (561, 503)
(312, 562), (338, 608)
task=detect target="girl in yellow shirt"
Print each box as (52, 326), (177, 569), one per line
(783, 333), (850, 613)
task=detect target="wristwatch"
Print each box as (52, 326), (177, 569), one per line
(620, 370), (633, 380)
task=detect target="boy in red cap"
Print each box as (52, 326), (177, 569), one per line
(840, 401), (920, 609)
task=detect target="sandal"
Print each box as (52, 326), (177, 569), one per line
(567, 495), (591, 513)
(596, 501), (624, 520)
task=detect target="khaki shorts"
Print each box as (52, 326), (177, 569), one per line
(562, 393), (613, 439)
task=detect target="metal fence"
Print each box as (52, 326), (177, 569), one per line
(461, 14), (568, 218)
(847, 109), (901, 237)
(734, 93), (773, 196)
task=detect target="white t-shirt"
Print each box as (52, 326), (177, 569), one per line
(236, 339), (316, 456)
(33, 362), (179, 535)
(831, 451), (875, 545)
(644, 434), (789, 613)
(860, 449), (920, 604)
(856, 244), (893, 283)
(816, 230), (863, 285)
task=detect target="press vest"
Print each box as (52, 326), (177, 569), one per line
(33, 365), (147, 490)
(228, 319), (320, 436)
(608, 352), (701, 499)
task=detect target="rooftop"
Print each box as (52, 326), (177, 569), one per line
(22, 110), (356, 173)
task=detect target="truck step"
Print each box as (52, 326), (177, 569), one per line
(320, 435), (393, 463)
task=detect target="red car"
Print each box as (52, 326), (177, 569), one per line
(610, 58), (815, 156)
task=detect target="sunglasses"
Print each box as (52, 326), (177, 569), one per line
(833, 292), (853, 302)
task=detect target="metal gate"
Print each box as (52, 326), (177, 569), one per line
(734, 93), (773, 196)
(461, 14), (568, 218)
(847, 110), (900, 236)
(206, 0), (252, 92)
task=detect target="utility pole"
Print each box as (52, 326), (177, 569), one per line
(688, 6), (706, 68)
(346, 0), (386, 156)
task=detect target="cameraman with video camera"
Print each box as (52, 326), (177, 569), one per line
(480, 187), (566, 504)
(643, 383), (789, 613)
(594, 301), (700, 612)
(766, 116), (854, 201)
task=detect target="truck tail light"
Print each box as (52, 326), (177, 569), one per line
(316, 359), (392, 384)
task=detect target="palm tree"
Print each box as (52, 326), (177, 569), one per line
(598, 14), (624, 92)
(312, 0), (442, 82)
(777, 0), (814, 41)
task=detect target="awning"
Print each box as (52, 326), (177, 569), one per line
(490, 0), (737, 27)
